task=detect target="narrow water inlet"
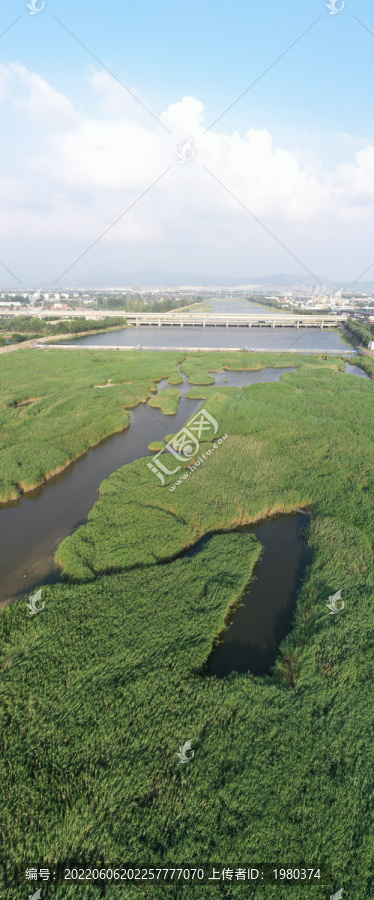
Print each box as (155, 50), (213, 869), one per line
(344, 362), (370, 379)
(204, 511), (313, 678)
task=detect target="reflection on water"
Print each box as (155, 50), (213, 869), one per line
(207, 512), (313, 677)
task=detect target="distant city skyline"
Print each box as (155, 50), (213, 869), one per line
(1, 1), (374, 284)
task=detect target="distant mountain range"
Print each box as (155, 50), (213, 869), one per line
(7, 272), (374, 291)
(57, 271), (374, 290)
(59, 271), (323, 289)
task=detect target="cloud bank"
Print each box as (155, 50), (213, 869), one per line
(0, 63), (373, 282)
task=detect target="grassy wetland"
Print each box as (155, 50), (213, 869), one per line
(0, 347), (373, 899)
(0, 345), (368, 505)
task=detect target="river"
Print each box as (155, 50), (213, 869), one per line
(0, 366), (296, 607)
(205, 511), (312, 677)
(0, 359), (368, 677)
(57, 298), (355, 354)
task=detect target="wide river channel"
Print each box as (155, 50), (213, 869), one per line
(58, 298), (356, 354)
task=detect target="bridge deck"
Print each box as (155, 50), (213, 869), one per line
(125, 313), (347, 329)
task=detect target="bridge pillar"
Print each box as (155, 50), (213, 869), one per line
(158, 318), (161, 327)
(226, 320), (228, 328)
(272, 319), (275, 329)
(203, 320), (205, 328)
(181, 320), (184, 327)
(320, 321), (323, 330)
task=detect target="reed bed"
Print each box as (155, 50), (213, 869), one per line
(0, 352), (373, 900)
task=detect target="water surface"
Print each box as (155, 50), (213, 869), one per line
(0, 367), (295, 606)
(58, 297), (353, 354)
(61, 326), (352, 354)
(207, 511), (312, 677)
(344, 362), (370, 378)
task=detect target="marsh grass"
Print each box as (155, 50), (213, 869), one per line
(167, 372), (184, 385)
(149, 388), (181, 415)
(187, 372), (216, 385)
(148, 441), (166, 451)
(0, 349), (349, 504)
(57, 365), (374, 581)
(0, 354), (373, 899)
(0, 349), (184, 502)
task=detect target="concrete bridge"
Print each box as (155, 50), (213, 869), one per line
(12, 308), (349, 329)
(125, 313), (348, 330)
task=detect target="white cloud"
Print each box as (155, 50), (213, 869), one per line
(161, 95), (205, 136)
(0, 63), (13, 105)
(89, 68), (142, 119)
(2, 62), (77, 128)
(1, 65), (374, 280)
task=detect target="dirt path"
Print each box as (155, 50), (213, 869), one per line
(0, 331), (103, 355)
(358, 346), (374, 358)
(340, 326), (374, 359)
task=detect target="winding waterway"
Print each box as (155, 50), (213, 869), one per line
(205, 511), (312, 677)
(0, 366), (296, 607)
(1, 357), (369, 676)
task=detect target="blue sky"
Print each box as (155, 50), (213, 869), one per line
(8, 0), (374, 145)
(1, 0), (374, 285)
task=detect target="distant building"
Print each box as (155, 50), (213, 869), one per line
(0, 301), (22, 307)
(368, 341), (374, 350)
